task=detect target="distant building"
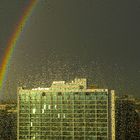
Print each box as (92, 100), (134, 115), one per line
(17, 78), (115, 140)
(0, 103), (17, 140)
(0, 104), (7, 110)
(115, 95), (140, 140)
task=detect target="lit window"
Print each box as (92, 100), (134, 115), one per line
(55, 105), (57, 109)
(44, 104), (46, 110)
(33, 108), (36, 114)
(48, 105), (51, 109)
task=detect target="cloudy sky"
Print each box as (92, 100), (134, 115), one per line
(0, 0), (140, 100)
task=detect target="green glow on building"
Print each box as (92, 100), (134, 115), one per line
(17, 78), (115, 140)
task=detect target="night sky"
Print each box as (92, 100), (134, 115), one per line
(0, 0), (140, 100)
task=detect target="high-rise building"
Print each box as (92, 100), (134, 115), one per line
(17, 78), (115, 140)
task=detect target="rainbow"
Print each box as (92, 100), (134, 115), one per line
(0, 0), (38, 92)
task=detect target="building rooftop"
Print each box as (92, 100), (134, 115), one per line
(19, 78), (109, 93)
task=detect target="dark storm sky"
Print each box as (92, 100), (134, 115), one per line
(0, 0), (140, 100)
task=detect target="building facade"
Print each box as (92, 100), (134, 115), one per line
(115, 95), (140, 140)
(0, 103), (17, 140)
(17, 78), (115, 140)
